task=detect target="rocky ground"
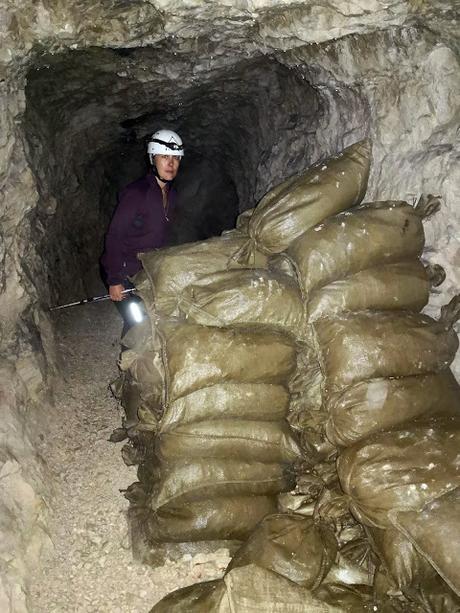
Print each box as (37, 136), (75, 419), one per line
(28, 301), (229, 613)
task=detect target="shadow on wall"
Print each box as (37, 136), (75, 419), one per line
(170, 153), (239, 245)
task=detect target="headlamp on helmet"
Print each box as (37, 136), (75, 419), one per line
(147, 129), (184, 160)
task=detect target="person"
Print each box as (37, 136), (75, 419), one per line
(101, 128), (184, 331)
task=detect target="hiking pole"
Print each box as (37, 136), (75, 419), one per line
(49, 288), (136, 311)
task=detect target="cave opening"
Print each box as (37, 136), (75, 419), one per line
(22, 46), (331, 308)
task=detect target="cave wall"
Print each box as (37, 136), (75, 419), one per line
(0, 1), (458, 611)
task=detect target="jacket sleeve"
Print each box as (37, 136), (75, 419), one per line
(102, 189), (136, 286)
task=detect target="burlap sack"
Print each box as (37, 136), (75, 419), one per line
(179, 269), (305, 337)
(401, 575), (460, 613)
(313, 311), (459, 392)
(119, 348), (165, 413)
(156, 419), (302, 463)
(235, 207), (254, 233)
(325, 370), (460, 447)
(149, 495), (277, 542)
(149, 579), (227, 613)
(268, 253), (299, 279)
(225, 565), (374, 613)
(159, 321), (297, 402)
(390, 487), (460, 597)
(151, 460), (295, 509)
(337, 416), (460, 528)
(112, 373), (141, 427)
(307, 260), (430, 322)
(159, 383), (290, 432)
(139, 234), (268, 317)
(150, 565), (363, 613)
(288, 201), (428, 296)
(235, 139), (371, 262)
(151, 552), (384, 612)
(368, 526), (437, 590)
(228, 514), (337, 589)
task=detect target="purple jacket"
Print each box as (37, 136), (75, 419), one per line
(101, 173), (176, 285)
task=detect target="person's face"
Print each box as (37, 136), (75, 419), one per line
(154, 154), (180, 181)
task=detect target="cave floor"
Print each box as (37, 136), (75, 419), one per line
(29, 302), (229, 613)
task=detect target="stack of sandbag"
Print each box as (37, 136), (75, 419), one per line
(118, 140), (375, 564)
(150, 513), (415, 612)
(114, 137), (460, 609)
(227, 136), (459, 606)
(282, 194), (447, 455)
(283, 184), (460, 602)
(115, 139), (371, 442)
(111, 233), (268, 444)
(317, 306), (460, 446)
(119, 236), (308, 565)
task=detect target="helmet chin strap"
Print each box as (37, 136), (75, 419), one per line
(152, 163), (174, 186)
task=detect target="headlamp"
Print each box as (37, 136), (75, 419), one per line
(152, 138), (183, 152)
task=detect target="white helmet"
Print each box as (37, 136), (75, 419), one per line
(147, 129), (184, 160)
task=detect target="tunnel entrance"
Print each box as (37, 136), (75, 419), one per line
(24, 47), (324, 305)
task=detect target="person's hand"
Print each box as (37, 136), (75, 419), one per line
(109, 284), (125, 301)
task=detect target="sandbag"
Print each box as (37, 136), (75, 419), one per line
(337, 415), (460, 528)
(150, 564), (364, 613)
(235, 207), (254, 233)
(151, 556), (386, 613)
(325, 370), (460, 447)
(228, 514), (337, 589)
(159, 321), (297, 402)
(139, 234), (268, 317)
(390, 487), (460, 597)
(268, 253), (299, 279)
(289, 407), (336, 462)
(112, 372), (141, 427)
(313, 311), (459, 392)
(402, 574), (460, 613)
(289, 342), (324, 413)
(149, 496), (277, 542)
(307, 260), (430, 322)
(368, 527), (437, 591)
(149, 579), (228, 613)
(288, 198), (438, 296)
(159, 383), (290, 432)
(236, 139), (371, 261)
(179, 269), (305, 336)
(151, 460), (295, 509)
(312, 583), (375, 612)
(225, 565), (374, 612)
(119, 348), (165, 412)
(156, 420), (302, 463)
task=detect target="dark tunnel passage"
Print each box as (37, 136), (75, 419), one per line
(23, 44), (368, 308)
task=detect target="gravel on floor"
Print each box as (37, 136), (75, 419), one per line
(29, 302), (229, 613)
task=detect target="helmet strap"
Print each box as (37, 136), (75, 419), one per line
(152, 164), (174, 186)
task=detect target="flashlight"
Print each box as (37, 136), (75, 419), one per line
(128, 300), (145, 324)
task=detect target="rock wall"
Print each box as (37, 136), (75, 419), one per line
(0, 1), (458, 611)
